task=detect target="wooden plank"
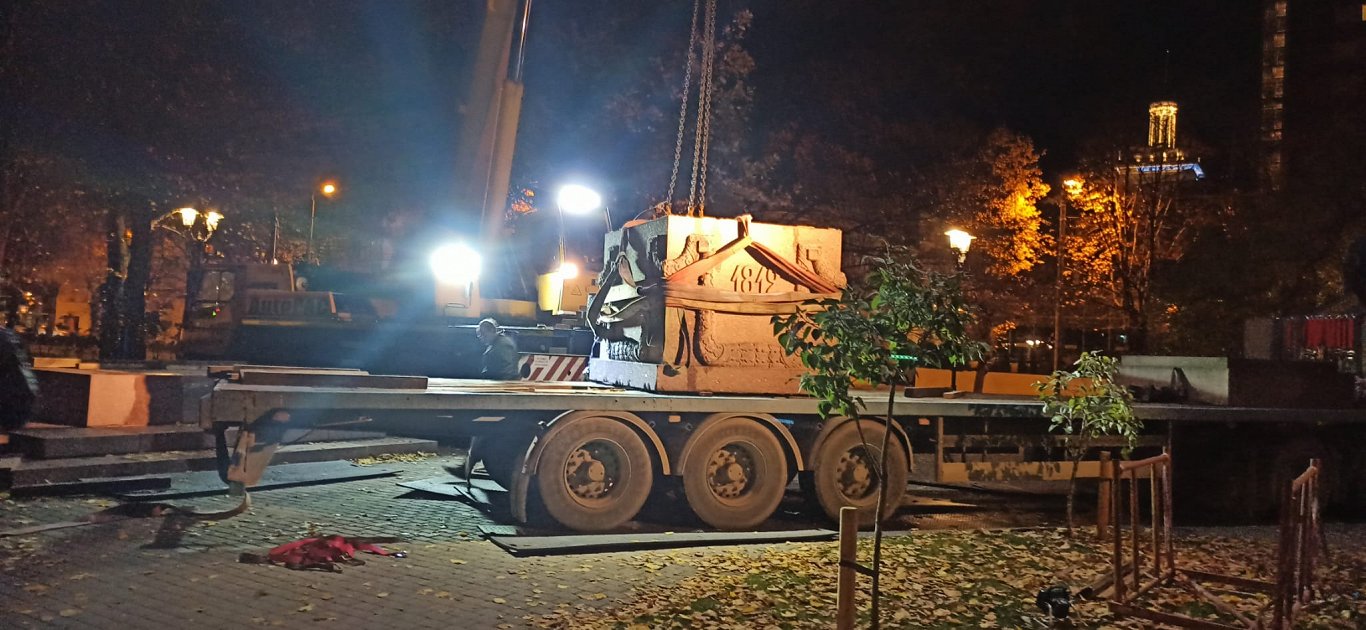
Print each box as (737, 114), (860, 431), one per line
(938, 460), (1152, 483)
(208, 365), (369, 378)
(236, 371), (427, 390)
(943, 434), (1168, 448)
(1109, 602), (1245, 630)
(1182, 570), (1274, 592)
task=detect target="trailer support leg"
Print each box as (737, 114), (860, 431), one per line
(225, 411), (290, 492)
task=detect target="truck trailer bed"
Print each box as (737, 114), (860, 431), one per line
(203, 377), (1366, 425)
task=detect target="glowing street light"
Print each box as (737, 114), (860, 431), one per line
(1063, 177), (1084, 196)
(161, 206), (224, 335)
(945, 228), (975, 267)
(556, 184), (602, 215)
(306, 181), (340, 263)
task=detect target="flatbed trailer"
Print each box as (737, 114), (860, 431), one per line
(202, 373), (1366, 530)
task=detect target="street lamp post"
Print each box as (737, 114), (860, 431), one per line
(1054, 178), (1082, 372)
(160, 207), (223, 334)
(944, 228), (975, 391)
(306, 181), (338, 263)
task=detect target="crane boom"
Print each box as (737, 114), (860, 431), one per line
(452, 0), (528, 245)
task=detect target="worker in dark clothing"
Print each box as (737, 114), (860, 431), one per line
(1, 319), (39, 431)
(477, 318), (520, 380)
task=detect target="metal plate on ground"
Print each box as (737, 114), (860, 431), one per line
(115, 461), (398, 500)
(398, 476), (508, 511)
(484, 528), (838, 557)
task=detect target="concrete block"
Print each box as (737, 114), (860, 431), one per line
(34, 369), (186, 427)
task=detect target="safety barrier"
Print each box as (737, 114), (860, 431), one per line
(1104, 450), (1324, 629)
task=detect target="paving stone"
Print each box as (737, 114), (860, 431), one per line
(0, 455), (1075, 630)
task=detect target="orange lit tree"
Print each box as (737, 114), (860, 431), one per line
(1060, 159), (1230, 353)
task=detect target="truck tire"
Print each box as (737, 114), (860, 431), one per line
(534, 416), (653, 532)
(477, 437), (528, 489)
(804, 420), (907, 525)
(681, 418), (788, 530)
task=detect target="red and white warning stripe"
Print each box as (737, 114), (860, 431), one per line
(518, 354), (589, 382)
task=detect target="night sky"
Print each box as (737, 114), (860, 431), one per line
(10, 0), (1266, 225)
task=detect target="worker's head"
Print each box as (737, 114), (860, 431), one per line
(476, 318), (500, 345)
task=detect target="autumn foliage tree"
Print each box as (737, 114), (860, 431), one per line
(1061, 157), (1231, 352)
(957, 129), (1053, 279)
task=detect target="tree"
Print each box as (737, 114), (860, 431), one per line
(773, 250), (982, 630)
(1061, 158), (1232, 352)
(1034, 351), (1139, 535)
(951, 129), (1052, 279)
(3, 1), (341, 356)
(928, 129), (1053, 352)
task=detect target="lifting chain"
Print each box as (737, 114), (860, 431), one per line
(665, 0), (702, 213)
(665, 0), (718, 218)
(691, 0), (717, 217)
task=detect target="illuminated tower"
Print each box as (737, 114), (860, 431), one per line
(1124, 101), (1203, 182)
(1147, 101), (1178, 148)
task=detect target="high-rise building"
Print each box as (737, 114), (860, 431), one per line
(1260, 0), (1366, 191)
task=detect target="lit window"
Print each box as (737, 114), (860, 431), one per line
(1360, 3), (1365, 21)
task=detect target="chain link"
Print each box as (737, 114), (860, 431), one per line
(666, 0), (702, 213)
(696, 0), (717, 216)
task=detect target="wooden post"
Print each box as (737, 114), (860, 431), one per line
(1130, 468), (1140, 593)
(934, 418), (945, 482)
(836, 507), (858, 630)
(1111, 458), (1125, 603)
(1150, 462), (1159, 577)
(1097, 451), (1112, 541)
(1163, 460), (1174, 577)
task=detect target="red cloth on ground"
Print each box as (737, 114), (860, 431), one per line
(266, 535), (398, 571)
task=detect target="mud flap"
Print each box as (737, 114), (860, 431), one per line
(225, 411), (291, 493)
(508, 433), (540, 524)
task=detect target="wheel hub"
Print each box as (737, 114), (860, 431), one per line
(706, 445), (754, 500)
(836, 447), (876, 499)
(564, 442), (621, 501)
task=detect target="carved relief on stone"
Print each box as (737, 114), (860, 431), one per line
(692, 309), (802, 368)
(662, 233), (713, 279)
(796, 242), (847, 290)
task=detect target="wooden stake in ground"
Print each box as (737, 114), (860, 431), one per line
(836, 506), (858, 630)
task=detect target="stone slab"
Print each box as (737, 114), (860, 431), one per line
(115, 461), (398, 500)
(2, 437), (436, 493)
(486, 528), (837, 557)
(6, 425), (211, 459)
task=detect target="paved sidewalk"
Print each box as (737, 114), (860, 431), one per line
(0, 457), (686, 629)
(0, 455), (1070, 629)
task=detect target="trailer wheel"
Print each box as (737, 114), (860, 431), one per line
(805, 420), (907, 525)
(681, 418), (787, 530)
(477, 437), (528, 489)
(534, 417), (653, 532)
